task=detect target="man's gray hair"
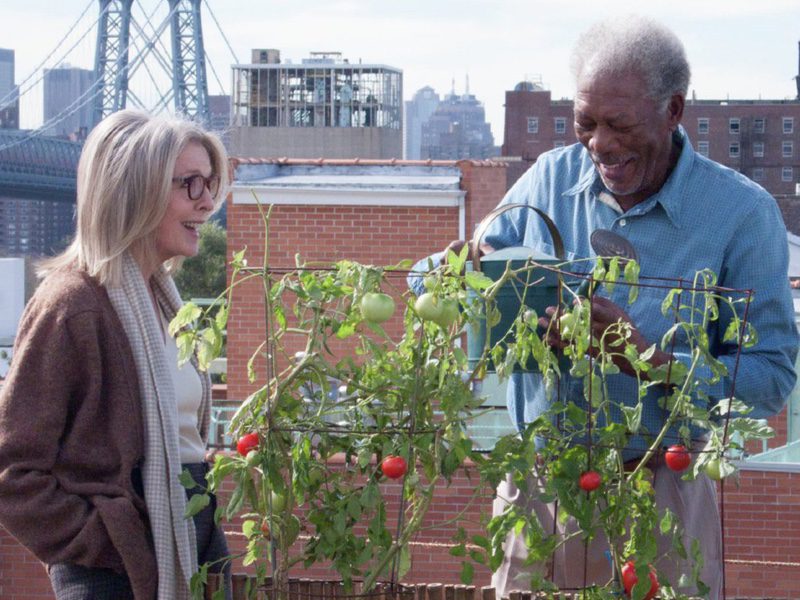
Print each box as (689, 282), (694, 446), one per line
(570, 15), (691, 105)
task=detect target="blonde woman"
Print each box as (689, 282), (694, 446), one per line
(0, 109), (232, 600)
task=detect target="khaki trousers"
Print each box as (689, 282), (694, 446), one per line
(491, 462), (722, 599)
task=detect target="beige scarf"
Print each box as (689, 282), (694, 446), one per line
(107, 252), (211, 600)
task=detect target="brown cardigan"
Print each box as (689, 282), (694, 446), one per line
(0, 268), (157, 599)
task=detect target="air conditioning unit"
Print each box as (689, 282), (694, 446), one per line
(795, 182), (800, 196)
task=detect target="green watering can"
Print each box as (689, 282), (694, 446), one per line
(465, 204), (639, 373)
(466, 203), (571, 373)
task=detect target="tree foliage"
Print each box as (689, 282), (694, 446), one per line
(174, 222), (227, 301)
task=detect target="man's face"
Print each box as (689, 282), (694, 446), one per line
(573, 69), (682, 208)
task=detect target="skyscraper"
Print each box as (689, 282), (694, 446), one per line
(0, 48), (19, 129)
(405, 86), (440, 159)
(43, 64), (95, 139)
(418, 82), (496, 160)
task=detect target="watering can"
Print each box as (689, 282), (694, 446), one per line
(466, 203), (571, 373)
(465, 203), (638, 373)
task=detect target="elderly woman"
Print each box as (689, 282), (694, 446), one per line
(0, 109), (231, 600)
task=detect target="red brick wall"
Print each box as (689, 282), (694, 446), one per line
(4, 465), (800, 598)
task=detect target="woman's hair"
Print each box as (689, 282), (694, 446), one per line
(570, 15), (691, 107)
(40, 109), (230, 286)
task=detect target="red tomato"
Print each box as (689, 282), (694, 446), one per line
(236, 432), (259, 456)
(381, 455), (408, 480)
(621, 561), (658, 600)
(664, 444), (691, 472)
(579, 470), (602, 492)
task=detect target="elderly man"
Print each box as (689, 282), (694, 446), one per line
(411, 15), (797, 599)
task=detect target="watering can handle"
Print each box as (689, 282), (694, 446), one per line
(470, 202), (566, 272)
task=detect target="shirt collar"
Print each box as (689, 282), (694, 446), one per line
(563, 126), (695, 229)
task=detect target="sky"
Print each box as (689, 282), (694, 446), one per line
(1, 0), (799, 146)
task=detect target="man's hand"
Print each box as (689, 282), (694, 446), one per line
(539, 296), (671, 378)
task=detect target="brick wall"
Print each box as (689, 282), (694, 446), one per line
(3, 158), (800, 598)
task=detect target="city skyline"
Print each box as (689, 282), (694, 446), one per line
(1, 0), (799, 144)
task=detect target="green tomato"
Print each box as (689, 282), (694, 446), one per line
(704, 457), (727, 481)
(360, 292), (395, 323)
(414, 292), (443, 322)
(558, 312), (578, 338)
(433, 297), (459, 328)
(245, 449), (260, 468)
(269, 490), (287, 513)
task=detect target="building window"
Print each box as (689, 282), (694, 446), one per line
(729, 118), (740, 134)
(784, 117), (794, 134)
(554, 117), (566, 135)
(697, 118), (709, 135)
(752, 167), (764, 181)
(697, 141), (709, 157)
(753, 117), (765, 133)
(553, 141), (565, 149)
(729, 142), (740, 158)
(783, 141), (793, 158)
(782, 166), (793, 181)
(753, 142), (764, 158)
(527, 117), (539, 134)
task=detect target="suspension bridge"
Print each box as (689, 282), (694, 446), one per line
(0, 0), (236, 207)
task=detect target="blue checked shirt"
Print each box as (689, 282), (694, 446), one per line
(411, 127), (798, 460)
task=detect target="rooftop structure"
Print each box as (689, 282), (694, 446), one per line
(230, 50), (402, 159)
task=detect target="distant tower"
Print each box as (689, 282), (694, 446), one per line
(92, 0), (210, 127)
(796, 40), (800, 100)
(45, 65), (95, 138)
(0, 48), (18, 129)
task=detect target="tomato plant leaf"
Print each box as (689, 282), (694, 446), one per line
(185, 493), (210, 518)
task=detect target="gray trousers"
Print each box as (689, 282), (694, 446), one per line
(49, 462), (232, 600)
(491, 461), (722, 599)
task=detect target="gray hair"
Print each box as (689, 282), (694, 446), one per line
(40, 109), (230, 287)
(570, 15), (691, 105)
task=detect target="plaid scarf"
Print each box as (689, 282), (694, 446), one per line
(107, 252), (211, 600)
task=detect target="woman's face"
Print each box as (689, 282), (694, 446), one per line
(155, 141), (214, 264)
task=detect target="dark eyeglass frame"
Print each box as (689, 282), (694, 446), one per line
(172, 174), (221, 201)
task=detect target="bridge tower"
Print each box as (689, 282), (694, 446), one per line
(92, 0), (210, 127)
(92, 0), (133, 127)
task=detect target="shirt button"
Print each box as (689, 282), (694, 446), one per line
(619, 219), (627, 227)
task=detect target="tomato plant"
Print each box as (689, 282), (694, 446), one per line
(173, 209), (773, 599)
(360, 292), (395, 324)
(381, 455), (408, 480)
(578, 470), (601, 492)
(236, 432), (259, 456)
(664, 444), (691, 472)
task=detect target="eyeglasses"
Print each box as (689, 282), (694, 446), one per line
(172, 174), (221, 201)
